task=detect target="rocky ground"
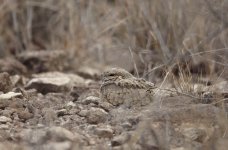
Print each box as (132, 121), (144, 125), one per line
(0, 50), (227, 150)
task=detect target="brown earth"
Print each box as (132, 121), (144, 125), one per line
(0, 50), (227, 150)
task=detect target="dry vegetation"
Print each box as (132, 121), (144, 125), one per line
(0, 0), (228, 149)
(0, 0), (227, 69)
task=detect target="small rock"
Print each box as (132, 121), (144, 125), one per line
(78, 110), (89, 117)
(0, 116), (12, 123)
(66, 101), (76, 107)
(17, 110), (33, 121)
(0, 92), (22, 100)
(47, 126), (75, 141)
(181, 127), (206, 143)
(87, 107), (108, 124)
(121, 122), (132, 130)
(99, 101), (114, 112)
(95, 126), (114, 138)
(0, 72), (13, 93)
(8, 98), (24, 109)
(42, 141), (72, 150)
(26, 72), (85, 94)
(81, 96), (100, 105)
(56, 109), (68, 117)
(111, 133), (130, 147)
(1, 109), (14, 118)
(77, 66), (100, 79)
(0, 124), (10, 130)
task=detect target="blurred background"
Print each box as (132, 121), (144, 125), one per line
(0, 0), (227, 81)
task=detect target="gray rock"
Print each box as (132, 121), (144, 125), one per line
(0, 116), (12, 123)
(47, 126), (75, 141)
(78, 110), (89, 117)
(86, 107), (108, 124)
(26, 72), (85, 94)
(42, 141), (72, 150)
(0, 124), (10, 130)
(94, 125), (114, 138)
(56, 109), (68, 117)
(77, 66), (101, 79)
(181, 127), (206, 143)
(111, 133), (130, 147)
(0, 92), (22, 100)
(81, 96), (100, 105)
(0, 72), (13, 93)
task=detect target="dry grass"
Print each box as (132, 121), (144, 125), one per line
(0, 0), (227, 71)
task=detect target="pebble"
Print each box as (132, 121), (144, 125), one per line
(26, 72), (85, 94)
(181, 127), (206, 143)
(0, 72), (13, 93)
(111, 133), (130, 147)
(47, 126), (75, 141)
(94, 126), (114, 138)
(42, 141), (72, 150)
(0, 116), (12, 123)
(87, 107), (108, 124)
(0, 92), (22, 100)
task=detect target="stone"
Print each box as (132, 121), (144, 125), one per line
(77, 66), (100, 79)
(42, 141), (72, 150)
(181, 127), (207, 143)
(26, 72), (85, 94)
(78, 110), (89, 117)
(86, 107), (108, 124)
(0, 72), (13, 93)
(111, 133), (130, 147)
(0, 116), (12, 123)
(94, 126), (114, 138)
(47, 126), (75, 141)
(0, 92), (22, 100)
(56, 109), (68, 117)
(66, 101), (76, 107)
(0, 124), (10, 130)
(81, 96), (100, 105)
(17, 110), (34, 121)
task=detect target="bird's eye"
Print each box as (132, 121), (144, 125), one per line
(108, 73), (115, 76)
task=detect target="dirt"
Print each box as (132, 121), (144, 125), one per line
(0, 50), (227, 150)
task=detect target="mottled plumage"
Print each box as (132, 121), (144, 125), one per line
(100, 68), (155, 107)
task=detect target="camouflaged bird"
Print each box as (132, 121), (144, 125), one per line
(100, 68), (155, 107)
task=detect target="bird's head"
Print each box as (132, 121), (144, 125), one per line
(101, 68), (133, 83)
